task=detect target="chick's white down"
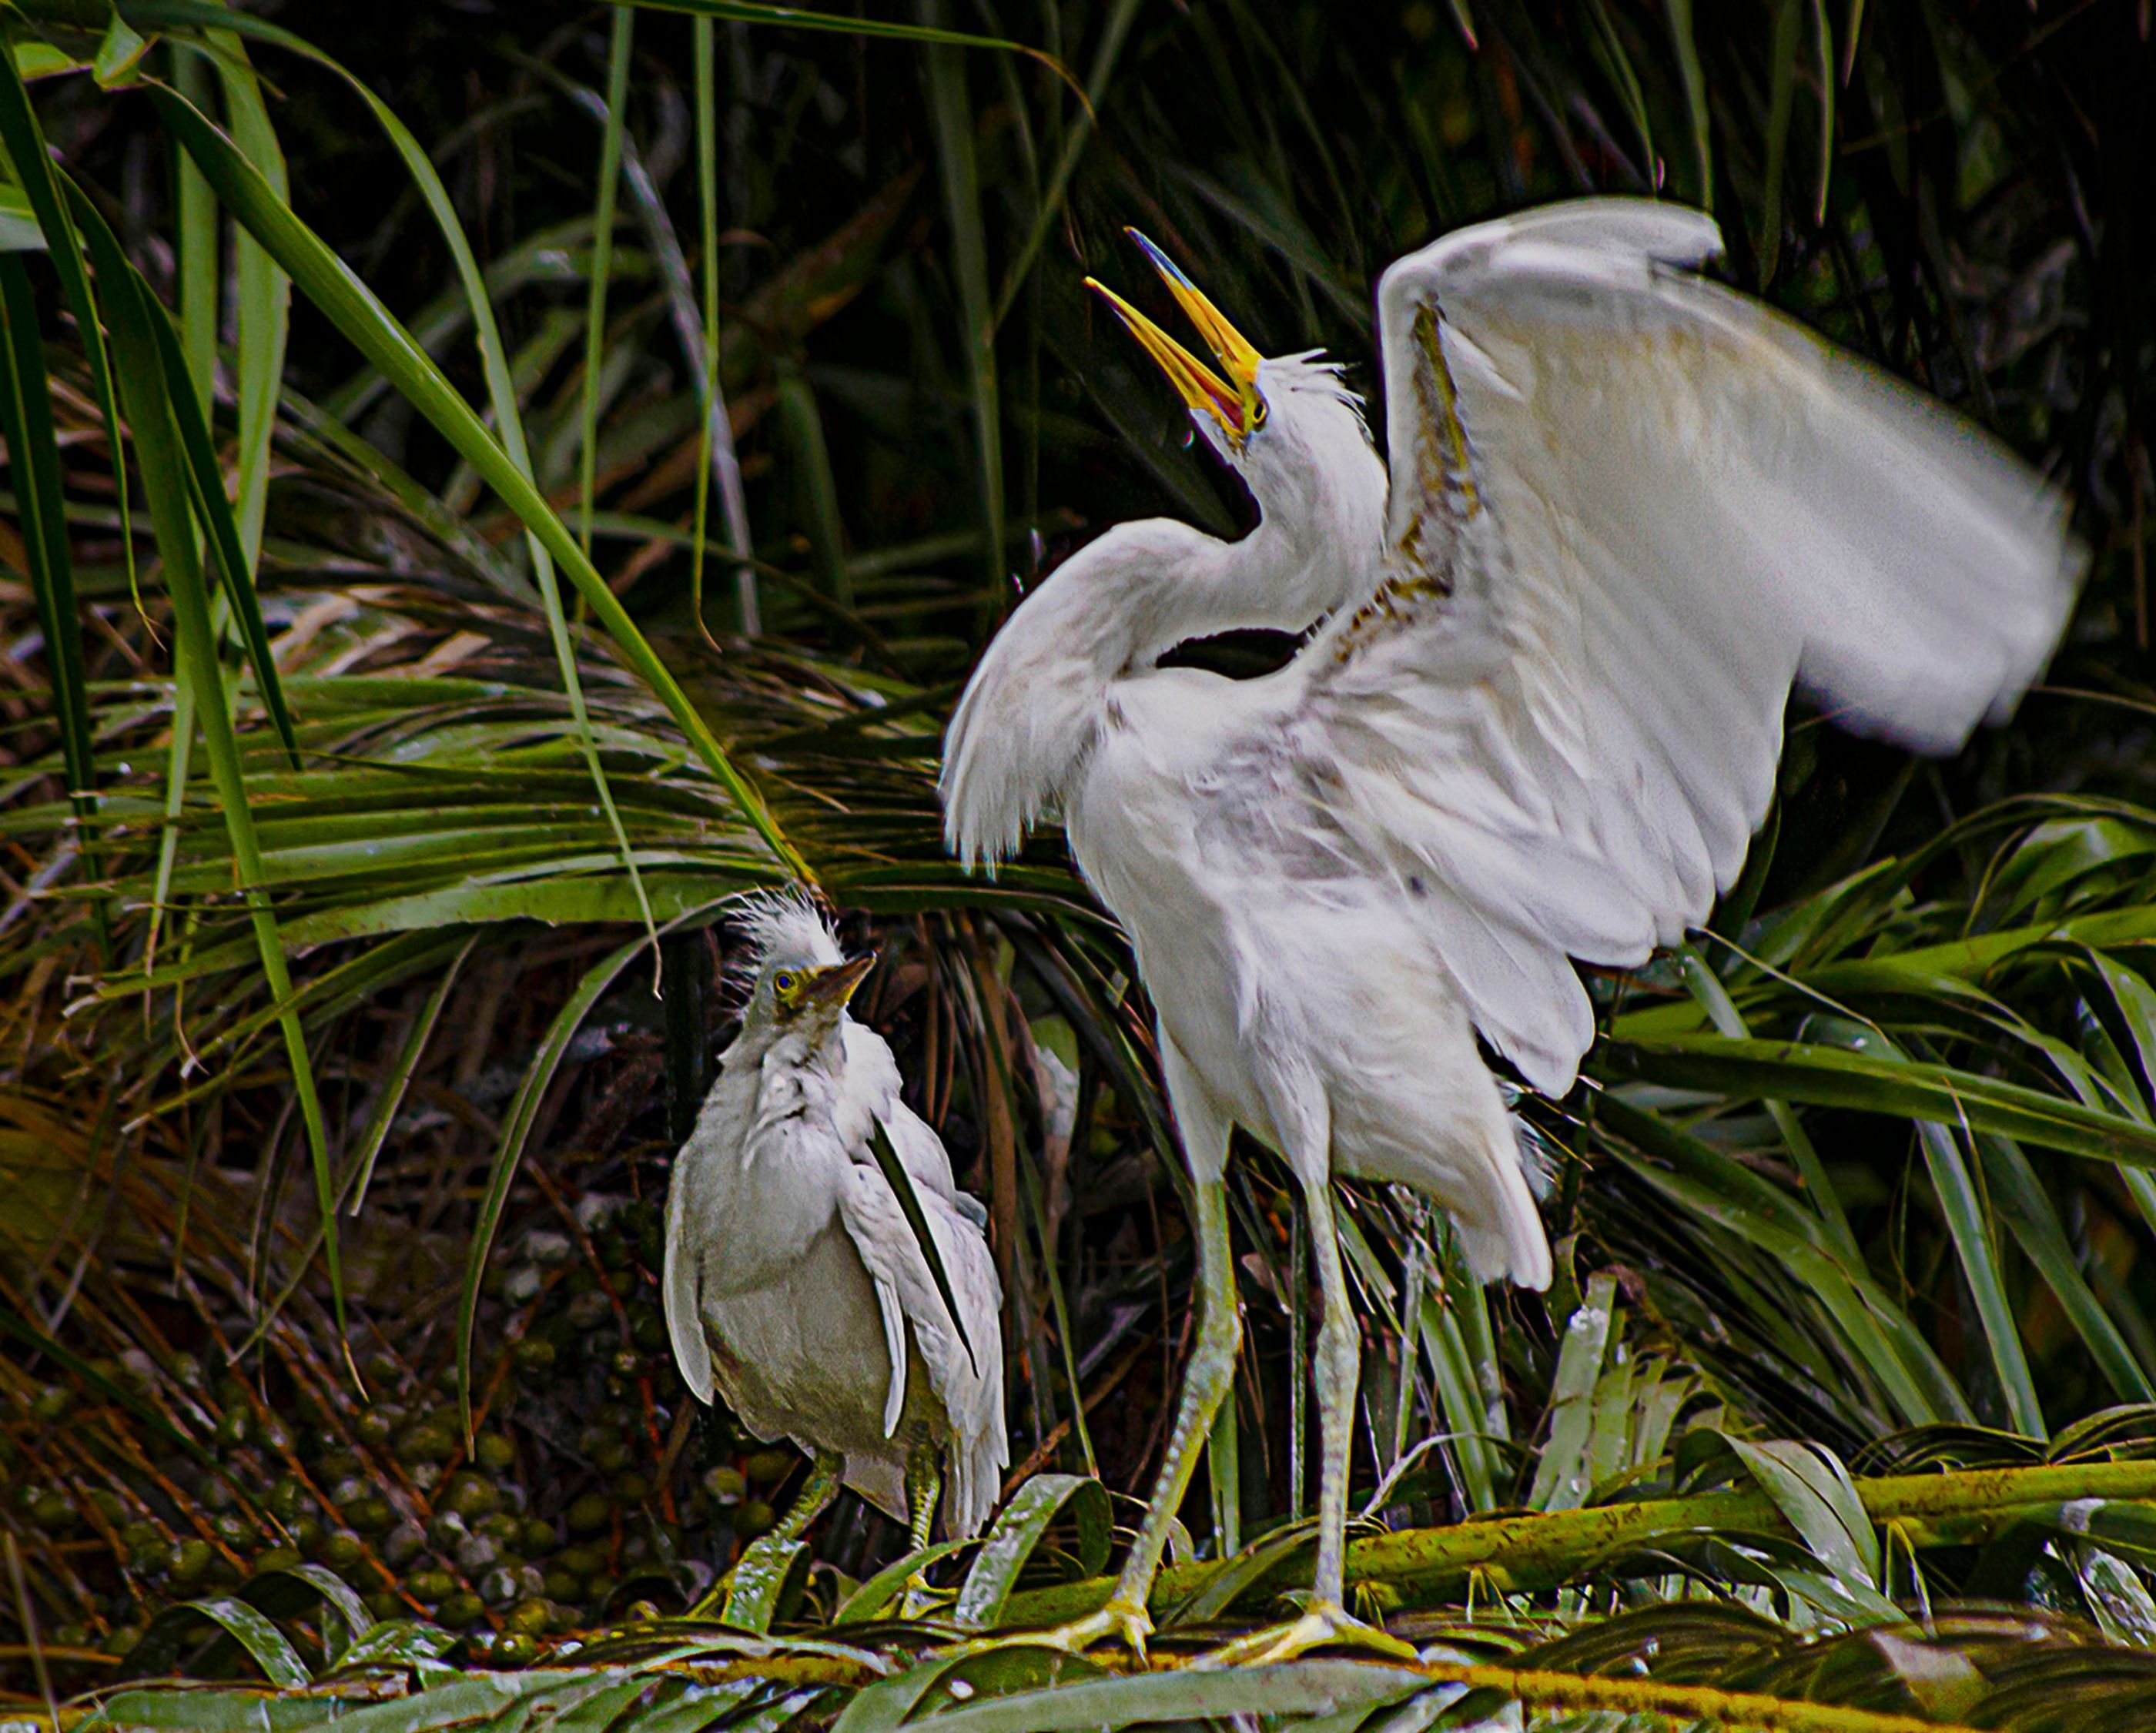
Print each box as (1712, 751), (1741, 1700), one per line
(940, 198), (2085, 1655)
(662, 896), (1006, 1541)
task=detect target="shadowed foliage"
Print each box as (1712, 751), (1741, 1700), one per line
(2, 0), (2154, 1727)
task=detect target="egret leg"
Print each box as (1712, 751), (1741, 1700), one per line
(720, 1448), (839, 1631)
(898, 1434), (942, 1618)
(944, 1171), (1239, 1663)
(1204, 1176), (1414, 1668)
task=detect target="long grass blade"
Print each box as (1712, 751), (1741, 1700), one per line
(149, 82), (812, 885)
(1663, 0), (1714, 208)
(69, 191), (347, 1347)
(0, 256), (108, 957)
(922, 2), (1004, 614)
(578, 6), (634, 564)
(0, 48), (137, 612)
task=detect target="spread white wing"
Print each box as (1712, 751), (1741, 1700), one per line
(1265, 198), (2084, 1096)
(836, 1132), (1009, 1537)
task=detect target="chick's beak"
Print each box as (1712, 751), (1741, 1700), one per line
(800, 952), (875, 1012)
(1125, 229), (1264, 414)
(1086, 276), (1247, 445)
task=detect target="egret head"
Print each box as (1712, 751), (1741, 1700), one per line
(1086, 232), (1372, 520)
(735, 893), (874, 1044)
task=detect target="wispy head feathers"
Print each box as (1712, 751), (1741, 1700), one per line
(730, 888), (842, 978)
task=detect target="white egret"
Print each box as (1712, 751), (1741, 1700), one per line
(663, 895), (1008, 1585)
(942, 199), (2084, 1662)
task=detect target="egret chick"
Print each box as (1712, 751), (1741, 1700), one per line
(663, 896), (1006, 1587)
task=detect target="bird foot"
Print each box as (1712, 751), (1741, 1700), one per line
(1197, 1600), (1417, 1669)
(940, 1596), (1154, 1665)
(896, 1571), (942, 1621)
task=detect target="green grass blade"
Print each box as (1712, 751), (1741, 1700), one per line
(922, 2), (1003, 614)
(139, 267), (302, 766)
(952, 1474), (1110, 1625)
(0, 47), (137, 612)
(1597, 1034), (2156, 1166)
(172, 42), (216, 405)
(608, 0), (1082, 94)
(149, 82), (812, 885)
(174, 14), (664, 956)
(1810, 0), (1836, 219)
(578, 5), (634, 564)
(688, 12), (725, 639)
(990, 0), (1144, 330)
(1758, 0), (1804, 283)
(70, 186), (347, 1347)
(206, 28), (288, 571)
(1676, 943), (1857, 1256)
(1914, 1119), (2044, 1435)
(773, 356), (853, 614)
(0, 255), (108, 957)
(454, 921), (673, 1432)
(1977, 1132), (2156, 1403)
(1663, 0), (1714, 207)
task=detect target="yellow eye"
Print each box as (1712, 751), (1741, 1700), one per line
(772, 971), (796, 994)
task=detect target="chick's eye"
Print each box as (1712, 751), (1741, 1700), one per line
(772, 972), (795, 993)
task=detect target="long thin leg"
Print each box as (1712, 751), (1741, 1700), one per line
(898, 1435), (942, 1618)
(1300, 1176), (1360, 1610)
(946, 1034), (1236, 1661)
(771, 1449), (843, 1544)
(1206, 1137), (1414, 1665)
(905, 1435), (941, 1554)
(721, 1447), (840, 1631)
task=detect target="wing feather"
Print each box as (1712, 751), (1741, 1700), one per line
(835, 1126), (1009, 1537)
(1283, 196), (2082, 1094)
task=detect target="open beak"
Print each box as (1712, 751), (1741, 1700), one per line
(1089, 230), (1265, 445)
(801, 952), (875, 1012)
(1086, 276), (1247, 444)
(1124, 229), (1264, 412)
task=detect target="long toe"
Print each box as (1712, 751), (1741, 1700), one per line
(939, 1598), (1153, 1665)
(1199, 1603), (1418, 1670)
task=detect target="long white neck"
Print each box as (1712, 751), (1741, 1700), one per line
(943, 497), (1376, 868)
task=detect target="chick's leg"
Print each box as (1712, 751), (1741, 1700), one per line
(946, 1037), (1236, 1662)
(719, 1448), (839, 1631)
(898, 1434), (942, 1617)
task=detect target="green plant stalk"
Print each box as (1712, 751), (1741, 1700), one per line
(996, 1457), (2156, 1625)
(1408, 1658), (1971, 1733)
(577, 4), (634, 568)
(159, 10), (666, 955)
(172, 42), (216, 405)
(921, 2), (1003, 611)
(0, 256), (109, 959)
(689, 12), (721, 639)
(148, 82), (812, 885)
(1596, 1032), (2156, 1164)
(0, 45), (136, 607)
(75, 222), (346, 1339)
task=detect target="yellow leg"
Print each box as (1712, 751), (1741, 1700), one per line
(720, 1449), (838, 1631)
(1204, 1178), (1414, 1668)
(898, 1435), (942, 1618)
(946, 1173), (1240, 1662)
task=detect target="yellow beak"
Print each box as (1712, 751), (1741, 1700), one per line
(1124, 229), (1264, 406)
(799, 952), (874, 1012)
(1087, 233), (1265, 444)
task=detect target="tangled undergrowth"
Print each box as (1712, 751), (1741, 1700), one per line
(3, 0), (2155, 1728)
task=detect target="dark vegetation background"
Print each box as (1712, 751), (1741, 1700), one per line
(3, 0), (2156, 1722)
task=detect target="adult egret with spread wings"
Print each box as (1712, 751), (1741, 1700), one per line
(664, 897), (1006, 1600)
(942, 199), (2084, 1661)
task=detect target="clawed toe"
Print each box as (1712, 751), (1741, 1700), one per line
(939, 1598), (1154, 1664)
(1199, 1601), (1417, 1669)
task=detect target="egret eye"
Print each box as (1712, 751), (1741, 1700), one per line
(772, 970), (796, 995)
